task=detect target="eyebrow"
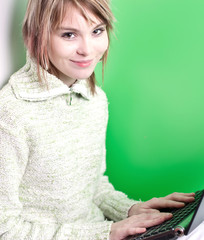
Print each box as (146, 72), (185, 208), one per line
(59, 23), (106, 31)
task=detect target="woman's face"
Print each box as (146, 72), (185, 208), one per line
(48, 4), (109, 86)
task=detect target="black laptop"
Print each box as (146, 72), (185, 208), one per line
(124, 189), (204, 240)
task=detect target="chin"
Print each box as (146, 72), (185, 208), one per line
(75, 73), (94, 80)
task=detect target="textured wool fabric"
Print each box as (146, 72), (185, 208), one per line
(0, 55), (138, 240)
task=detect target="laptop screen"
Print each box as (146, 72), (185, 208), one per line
(186, 191), (204, 235)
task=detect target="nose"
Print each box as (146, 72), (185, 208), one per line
(76, 37), (92, 56)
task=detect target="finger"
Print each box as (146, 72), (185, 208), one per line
(144, 198), (185, 209)
(119, 227), (146, 240)
(164, 192), (195, 201)
(127, 227), (146, 236)
(159, 200), (186, 209)
(169, 196), (195, 203)
(164, 192), (195, 202)
(132, 212), (172, 222)
(138, 208), (160, 214)
(132, 213), (172, 228)
(164, 192), (195, 199)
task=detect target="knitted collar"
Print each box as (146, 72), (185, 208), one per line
(9, 53), (91, 102)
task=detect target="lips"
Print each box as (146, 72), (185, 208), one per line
(71, 59), (93, 68)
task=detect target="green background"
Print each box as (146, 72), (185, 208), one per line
(96, 0), (204, 201)
(10, 0), (204, 201)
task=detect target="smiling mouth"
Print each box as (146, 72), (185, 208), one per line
(71, 60), (93, 68)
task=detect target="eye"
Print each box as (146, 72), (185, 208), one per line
(61, 32), (76, 39)
(93, 28), (105, 36)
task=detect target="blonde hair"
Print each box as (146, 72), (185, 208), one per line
(22, 0), (114, 94)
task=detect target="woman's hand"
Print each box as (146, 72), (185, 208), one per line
(110, 192), (195, 240)
(109, 212), (172, 240)
(128, 192), (195, 217)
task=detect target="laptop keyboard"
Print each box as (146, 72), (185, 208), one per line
(128, 190), (203, 240)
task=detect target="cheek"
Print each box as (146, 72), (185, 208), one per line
(103, 38), (109, 53)
(49, 42), (65, 58)
(49, 37), (75, 59)
(96, 36), (109, 56)
(103, 34), (109, 52)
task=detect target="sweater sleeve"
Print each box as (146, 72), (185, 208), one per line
(0, 119), (113, 240)
(93, 148), (139, 222)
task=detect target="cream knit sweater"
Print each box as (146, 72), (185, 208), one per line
(0, 55), (137, 240)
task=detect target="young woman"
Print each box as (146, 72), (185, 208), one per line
(0, 0), (197, 239)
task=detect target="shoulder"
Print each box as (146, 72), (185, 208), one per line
(94, 85), (108, 103)
(0, 82), (18, 110)
(91, 86), (109, 122)
(0, 81), (29, 129)
(0, 61), (31, 110)
(89, 85), (109, 112)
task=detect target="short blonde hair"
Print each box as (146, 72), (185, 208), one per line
(22, 0), (114, 94)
